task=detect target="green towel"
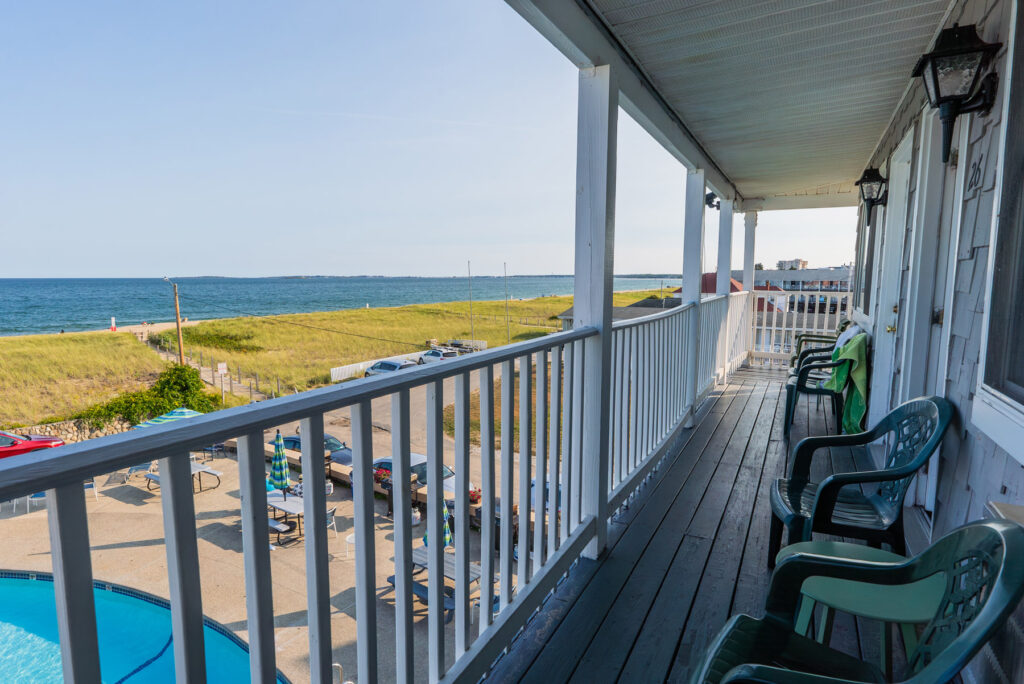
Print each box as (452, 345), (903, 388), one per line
(823, 333), (869, 434)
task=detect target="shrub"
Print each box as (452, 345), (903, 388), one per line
(73, 365), (219, 427)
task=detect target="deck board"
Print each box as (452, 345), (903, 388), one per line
(490, 367), (885, 684)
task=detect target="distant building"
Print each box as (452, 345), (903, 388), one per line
(776, 258), (808, 270)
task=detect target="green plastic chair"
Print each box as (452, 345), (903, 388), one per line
(789, 319), (853, 367)
(769, 396), (954, 565)
(776, 541), (946, 678)
(689, 520), (1024, 683)
(783, 354), (850, 438)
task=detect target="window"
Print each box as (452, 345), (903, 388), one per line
(975, 4), (1024, 461)
(984, 177), (1024, 404)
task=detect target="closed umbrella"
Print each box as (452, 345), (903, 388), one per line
(422, 498), (453, 549)
(269, 430), (291, 498)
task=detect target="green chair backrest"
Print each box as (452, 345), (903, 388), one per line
(903, 521), (1024, 682)
(868, 397), (953, 514)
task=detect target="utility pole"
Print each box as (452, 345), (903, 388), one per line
(503, 262), (511, 345)
(164, 277), (185, 365)
(467, 261), (475, 346)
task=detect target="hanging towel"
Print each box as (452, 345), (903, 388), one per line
(823, 333), (869, 434)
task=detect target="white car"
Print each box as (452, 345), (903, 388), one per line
(364, 359), (417, 377)
(372, 452), (479, 510)
(418, 348), (460, 364)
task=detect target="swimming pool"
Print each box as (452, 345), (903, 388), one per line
(0, 572), (289, 683)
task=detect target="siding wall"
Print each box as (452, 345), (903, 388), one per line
(857, 0), (1024, 680)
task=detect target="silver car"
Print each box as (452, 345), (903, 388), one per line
(364, 359), (417, 377)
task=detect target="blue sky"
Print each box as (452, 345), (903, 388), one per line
(2, 1), (855, 278)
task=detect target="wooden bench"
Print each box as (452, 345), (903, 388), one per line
(387, 575), (455, 623)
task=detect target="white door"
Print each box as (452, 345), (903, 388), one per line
(867, 131), (914, 428)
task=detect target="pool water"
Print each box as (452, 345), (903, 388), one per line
(0, 575), (287, 683)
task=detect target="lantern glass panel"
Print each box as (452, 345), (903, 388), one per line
(923, 63), (938, 106)
(860, 182), (882, 201)
(934, 51), (985, 98)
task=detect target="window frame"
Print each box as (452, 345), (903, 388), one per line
(974, 0), (1024, 462)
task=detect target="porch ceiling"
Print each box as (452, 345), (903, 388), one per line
(584, 0), (950, 207)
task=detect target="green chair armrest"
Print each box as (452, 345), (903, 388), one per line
(788, 430), (879, 482)
(811, 465), (926, 529)
(795, 359), (847, 388)
(764, 553), (912, 628)
(721, 664), (860, 684)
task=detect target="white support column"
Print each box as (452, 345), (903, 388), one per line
(573, 63), (616, 560)
(716, 199), (734, 295)
(682, 169), (705, 427)
(742, 211), (758, 291)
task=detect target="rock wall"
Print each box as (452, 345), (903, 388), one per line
(21, 418), (133, 444)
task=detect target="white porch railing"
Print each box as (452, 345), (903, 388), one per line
(749, 290), (853, 367)
(0, 294), (756, 684)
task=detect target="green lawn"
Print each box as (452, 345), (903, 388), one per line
(152, 291), (665, 393)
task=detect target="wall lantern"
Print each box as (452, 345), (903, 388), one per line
(855, 168), (887, 225)
(704, 192), (720, 210)
(912, 23), (1002, 163)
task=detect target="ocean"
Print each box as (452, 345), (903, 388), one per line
(0, 276), (681, 336)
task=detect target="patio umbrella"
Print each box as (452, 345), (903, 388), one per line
(131, 407), (202, 430)
(422, 498), (453, 549)
(269, 430), (291, 498)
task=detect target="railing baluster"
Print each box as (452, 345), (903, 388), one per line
(47, 483), (101, 684)
(159, 450), (207, 684)
(299, 415), (331, 684)
(455, 372), (471, 656)
(548, 346), (561, 559)
(238, 430), (277, 683)
(500, 360), (515, 608)
(560, 344), (573, 544)
(570, 339), (584, 529)
(425, 383), (444, 682)
(352, 401), (379, 684)
(608, 333), (618, 489)
(518, 354), (533, 587)
(478, 366), (496, 634)
(628, 325), (639, 470)
(534, 351), (547, 572)
(391, 390), (414, 681)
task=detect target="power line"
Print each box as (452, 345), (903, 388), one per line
(175, 294), (427, 350)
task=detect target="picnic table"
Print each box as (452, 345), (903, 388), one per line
(411, 545), (482, 585)
(267, 490), (305, 535)
(145, 462), (222, 492)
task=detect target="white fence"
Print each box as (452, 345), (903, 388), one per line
(0, 294), (759, 684)
(749, 290), (853, 367)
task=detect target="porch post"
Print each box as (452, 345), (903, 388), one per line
(573, 64), (616, 559)
(682, 169), (705, 427)
(716, 199), (734, 294)
(742, 211), (757, 291)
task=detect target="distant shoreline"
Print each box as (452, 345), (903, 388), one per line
(8, 287), (669, 339)
(0, 276), (680, 337)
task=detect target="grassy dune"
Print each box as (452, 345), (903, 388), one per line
(153, 291), (665, 392)
(0, 333), (168, 427)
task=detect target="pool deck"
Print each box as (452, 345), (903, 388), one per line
(0, 447), (474, 683)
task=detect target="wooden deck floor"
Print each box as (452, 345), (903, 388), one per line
(488, 366), (890, 683)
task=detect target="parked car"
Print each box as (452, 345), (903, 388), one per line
(364, 359), (417, 377)
(0, 430), (64, 459)
(418, 348), (460, 364)
(269, 433), (350, 461)
(372, 452), (479, 510)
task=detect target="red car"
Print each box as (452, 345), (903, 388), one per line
(0, 430), (65, 459)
